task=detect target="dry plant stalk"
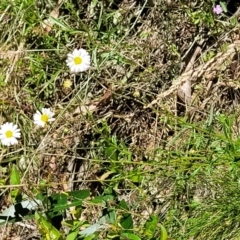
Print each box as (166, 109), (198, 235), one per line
(3, 42), (25, 83)
(147, 40), (240, 109)
(177, 39), (205, 104)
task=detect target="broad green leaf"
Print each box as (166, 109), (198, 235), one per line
(119, 200), (133, 230)
(160, 224), (168, 240)
(80, 223), (102, 236)
(90, 196), (105, 204)
(10, 164), (20, 185)
(90, 194), (114, 205)
(68, 190), (90, 201)
(100, 209), (116, 224)
(49, 193), (68, 215)
(121, 232), (141, 240)
(66, 230), (78, 240)
(46, 190), (90, 214)
(10, 164), (21, 200)
(129, 170), (143, 183)
(51, 193), (68, 205)
(144, 215), (158, 238)
(35, 212), (63, 240)
(80, 208), (117, 237)
(83, 234), (96, 240)
(66, 221), (83, 240)
(51, 193), (68, 209)
(105, 146), (119, 161)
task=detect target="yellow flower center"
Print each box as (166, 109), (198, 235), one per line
(5, 130), (13, 138)
(41, 114), (49, 123)
(73, 56), (82, 65)
(63, 79), (72, 89)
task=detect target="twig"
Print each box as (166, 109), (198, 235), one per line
(177, 39), (205, 104)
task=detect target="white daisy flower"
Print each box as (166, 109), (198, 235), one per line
(0, 122), (21, 146)
(33, 108), (55, 127)
(66, 48), (91, 73)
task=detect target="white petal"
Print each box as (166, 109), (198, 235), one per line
(1, 138), (11, 146)
(34, 120), (45, 127)
(67, 53), (74, 58)
(9, 138), (18, 145)
(48, 118), (55, 122)
(0, 135), (5, 140)
(14, 132), (21, 138)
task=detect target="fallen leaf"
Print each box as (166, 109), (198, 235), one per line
(41, 5), (60, 33)
(73, 104), (98, 116)
(73, 86), (113, 116)
(98, 171), (115, 181)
